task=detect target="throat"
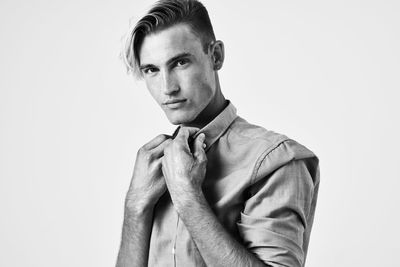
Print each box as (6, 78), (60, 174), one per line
(184, 95), (227, 129)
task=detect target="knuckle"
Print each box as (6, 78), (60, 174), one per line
(168, 140), (177, 148)
(157, 134), (167, 140)
(163, 147), (170, 156)
(144, 152), (154, 161)
(164, 139), (172, 148)
(174, 143), (184, 151)
(138, 149), (153, 161)
(178, 128), (187, 136)
(137, 146), (146, 155)
(200, 155), (208, 163)
(170, 140), (178, 147)
(165, 141), (172, 148)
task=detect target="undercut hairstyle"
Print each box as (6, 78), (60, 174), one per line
(121, 0), (216, 78)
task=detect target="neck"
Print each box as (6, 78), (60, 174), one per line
(183, 82), (226, 129)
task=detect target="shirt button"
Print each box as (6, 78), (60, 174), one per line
(172, 247), (176, 254)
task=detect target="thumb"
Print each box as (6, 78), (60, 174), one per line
(193, 133), (207, 160)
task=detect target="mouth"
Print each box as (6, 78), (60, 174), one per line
(163, 99), (187, 105)
(163, 99), (187, 109)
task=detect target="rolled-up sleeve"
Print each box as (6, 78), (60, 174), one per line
(237, 141), (319, 267)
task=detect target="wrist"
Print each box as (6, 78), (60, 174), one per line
(172, 188), (207, 213)
(122, 202), (154, 236)
(124, 195), (156, 217)
(120, 202), (154, 246)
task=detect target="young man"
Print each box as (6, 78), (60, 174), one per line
(116, 0), (320, 266)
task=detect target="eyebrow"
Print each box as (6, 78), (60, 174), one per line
(139, 52), (193, 71)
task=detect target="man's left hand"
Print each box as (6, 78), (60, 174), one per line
(161, 127), (208, 207)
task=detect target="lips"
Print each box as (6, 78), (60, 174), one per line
(163, 99), (186, 105)
(163, 99), (187, 109)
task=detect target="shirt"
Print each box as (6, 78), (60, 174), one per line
(148, 100), (320, 267)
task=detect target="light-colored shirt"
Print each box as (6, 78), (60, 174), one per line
(148, 101), (320, 267)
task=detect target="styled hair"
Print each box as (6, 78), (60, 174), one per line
(122, 0), (216, 77)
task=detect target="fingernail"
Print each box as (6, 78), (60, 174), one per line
(199, 133), (205, 141)
(203, 143), (207, 148)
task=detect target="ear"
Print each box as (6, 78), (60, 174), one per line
(210, 40), (225, 71)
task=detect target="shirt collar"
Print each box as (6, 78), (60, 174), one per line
(172, 100), (237, 151)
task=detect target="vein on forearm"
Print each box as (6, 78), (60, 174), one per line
(116, 208), (154, 267)
(175, 193), (268, 267)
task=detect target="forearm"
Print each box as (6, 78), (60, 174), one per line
(174, 192), (269, 267)
(116, 204), (154, 267)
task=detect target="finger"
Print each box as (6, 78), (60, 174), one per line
(142, 134), (171, 150)
(152, 157), (163, 168)
(175, 127), (199, 152)
(150, 138), (172, 158)
(193, 133), (207, 159)
(175, 126), (200, 144)
(148, 157), (164, 176)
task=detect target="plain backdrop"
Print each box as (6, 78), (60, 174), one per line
(1, 0), (399, 266)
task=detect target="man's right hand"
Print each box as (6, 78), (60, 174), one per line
(117, 134), (171, 267)
(125, 134), (172, 213)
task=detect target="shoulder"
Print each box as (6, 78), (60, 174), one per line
(227, 115), (316, 159)
(228, 116), (289, 146)
(226, 116), (319, 184)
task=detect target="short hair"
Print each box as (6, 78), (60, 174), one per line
(121, 0), (216, 78)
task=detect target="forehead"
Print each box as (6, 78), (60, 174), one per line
(139, 23), (204, 65)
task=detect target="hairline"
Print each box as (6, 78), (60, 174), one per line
(138, 22), (213, 68)
(122, 0), (216, 78)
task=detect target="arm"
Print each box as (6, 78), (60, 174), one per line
(237, 143), (319, 266)
(161, 127), (268, 266)
(116, 134), (172, 267)
(116, 204), (154, 266)
(174, 189), (268, 266)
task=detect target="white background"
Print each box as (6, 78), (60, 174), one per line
(1, 0), (399, 266)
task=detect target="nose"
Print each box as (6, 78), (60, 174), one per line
(160, 70), (179, 95)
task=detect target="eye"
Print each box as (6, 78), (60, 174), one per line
(143, 67), (158, 75)
(175, 59), (189, 67)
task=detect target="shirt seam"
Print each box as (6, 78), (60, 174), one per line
(207, 115), (238, 149)
(250, 137), (292, 185)
(228, 118), (277, 142)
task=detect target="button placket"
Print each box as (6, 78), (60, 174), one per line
(172, 212), (179, 266)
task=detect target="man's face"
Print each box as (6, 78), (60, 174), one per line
(138, 23), (217, 125)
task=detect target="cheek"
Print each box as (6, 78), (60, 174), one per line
(199, 81), (214, 100)
(183, 65), (214, 95)
(145, 79), (162, 103)
(192, 71), (215, 100)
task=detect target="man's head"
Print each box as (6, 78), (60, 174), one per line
(123, 0), (216, 77)
(123, 0), (226, 127)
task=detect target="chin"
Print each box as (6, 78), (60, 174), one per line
(166, 111), (197, 125)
